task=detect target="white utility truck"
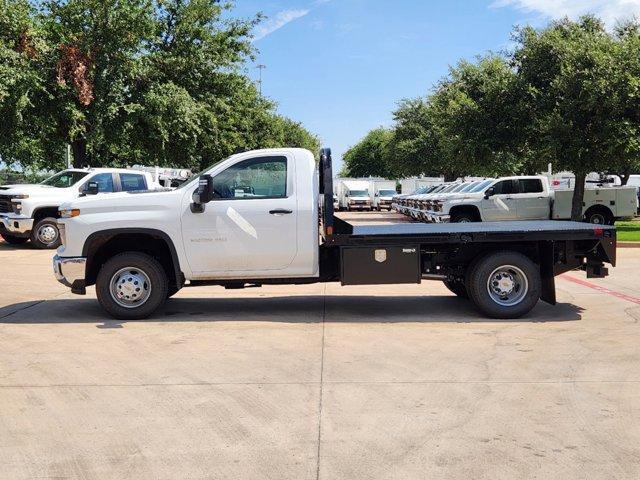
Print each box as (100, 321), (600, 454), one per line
(336, 179), (372, 211)
(0, 168), (159, 248)
(369, 180), (397, 211)
(53, 148), (616, 321)
(424, 176), (637, 224)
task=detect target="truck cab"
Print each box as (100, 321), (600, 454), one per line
(0, 168), (158, 248)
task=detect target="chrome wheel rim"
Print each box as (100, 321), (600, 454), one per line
(457, 217), (471, 223)
(109, 267), (152, 308)
(37, 224), (58, 244)
(486, 265), (528, 307)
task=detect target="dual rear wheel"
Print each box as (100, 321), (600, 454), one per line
(444, 251), (541, 318)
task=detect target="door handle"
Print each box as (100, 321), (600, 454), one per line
(269, 209), (292, 215)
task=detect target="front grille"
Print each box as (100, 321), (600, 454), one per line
(0, 195), (12, 213)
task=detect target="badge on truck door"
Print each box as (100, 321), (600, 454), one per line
(374, 249), (387, 263)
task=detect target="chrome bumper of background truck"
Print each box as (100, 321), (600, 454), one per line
(53, 254), (87, 294)
(0, 214), (34, 236)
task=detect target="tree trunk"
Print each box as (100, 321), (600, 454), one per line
(619, 167), (631, 186)
(570, 171), (586, 222)
(70, 139), (87, 168)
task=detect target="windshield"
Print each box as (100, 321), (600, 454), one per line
(459, 181), (480, 193)
(469, 179), (494, 192)
(449, 183), (469, 193)
(349, 190), (368, 196)
(440, 184), (459, 193)
(41, 170), (88, 188)
(379, 189), (396, 196)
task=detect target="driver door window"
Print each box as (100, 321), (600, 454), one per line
(213, 157), (287, 200)
(83, 173), (114, 193)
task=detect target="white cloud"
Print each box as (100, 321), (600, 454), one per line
(253, 9), (310, 42)
(492, 0), (640, 26)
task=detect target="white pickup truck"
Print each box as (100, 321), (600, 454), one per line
(424, 176), (637, 224)
(0, 168), (158, 248)
(53, 148), (617, 321)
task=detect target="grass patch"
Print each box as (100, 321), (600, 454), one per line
(616, 220), (640, 242)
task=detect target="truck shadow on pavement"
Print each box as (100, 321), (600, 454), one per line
(0, 295), (583, 326)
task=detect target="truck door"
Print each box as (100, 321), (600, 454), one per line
(180, 155), (298, 275)
(481, 180), (518, 221)
(513, 178), (550, 219)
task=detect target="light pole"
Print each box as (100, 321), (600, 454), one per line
(256, 64), (266, 96)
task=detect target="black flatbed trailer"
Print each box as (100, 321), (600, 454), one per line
(317, 148), (616, 318)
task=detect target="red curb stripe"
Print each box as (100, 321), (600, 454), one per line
(560, 274), (640, 306)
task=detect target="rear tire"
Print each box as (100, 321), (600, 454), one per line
(1, 233), (28, 245)
(30, 217), (61, 249)
(584, 208), (614, 226)
(96, 252), (168, 320)
(466, 251), (541, 319)
(443, 279), (468, 298)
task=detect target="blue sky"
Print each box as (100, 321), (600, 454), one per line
(233, 0), (640, 170)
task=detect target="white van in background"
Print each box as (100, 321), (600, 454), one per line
(336, 179), (372, 211)
(369, 180), (397, 211)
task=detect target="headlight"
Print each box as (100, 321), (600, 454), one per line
(59, 208), (81, 218)
(12, 194), (29, 199)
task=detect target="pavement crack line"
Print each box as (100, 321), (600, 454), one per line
(316, 283), (327, 480)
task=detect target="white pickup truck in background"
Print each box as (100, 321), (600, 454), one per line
(403, 175), (637, 224)
(0, 168), (159, 248)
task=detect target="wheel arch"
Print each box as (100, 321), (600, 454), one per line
(32, 206), (60, 222)
(449, 204), (481, 221)
(583, 204), (614, 224)
(82, 228), (184, 289)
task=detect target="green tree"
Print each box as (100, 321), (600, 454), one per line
(342, 127), (393, 178)
(0, 0), (318, 171)
(387, 56), (528, 181)
(513, 16), (631, 220)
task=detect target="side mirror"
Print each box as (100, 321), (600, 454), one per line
(375, 193), (379, 197)
(191, 174), (214, 212)
(86, 181), (99, 195)
(484, 187), (495, 200)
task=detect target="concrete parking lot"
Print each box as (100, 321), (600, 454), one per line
(1, 218), (639, 479)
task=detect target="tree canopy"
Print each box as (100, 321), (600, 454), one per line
(0, 0), (319, 171)
(341, 15), (640, 220)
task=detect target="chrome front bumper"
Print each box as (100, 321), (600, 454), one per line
(53, 254), (87, 293)
(0, 214), (34, 236)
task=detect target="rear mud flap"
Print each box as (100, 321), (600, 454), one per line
(539, 241), (556, 305)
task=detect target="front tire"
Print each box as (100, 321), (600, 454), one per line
(96, 252), (168, 320)
(451, 212), (478, 223)
(1, 233), (29, 245)
(30, 217), (61, 249)
(466, 251), (541, 319)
